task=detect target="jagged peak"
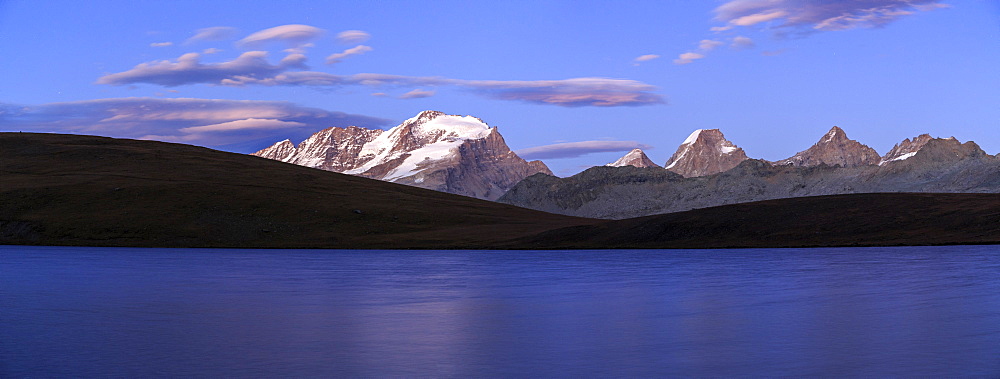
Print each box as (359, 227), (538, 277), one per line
(821, 126), (847, 143)
(879, 134), (938, 165)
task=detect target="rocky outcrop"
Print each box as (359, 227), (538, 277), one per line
(775, 126), (880, 167)
(607, 148), (660, 168)
(663, 129), (748, 177)
(880, 134), (934, 165)
(253, 110), (551, 200)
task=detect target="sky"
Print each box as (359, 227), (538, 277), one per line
(1, 0), (997, 176)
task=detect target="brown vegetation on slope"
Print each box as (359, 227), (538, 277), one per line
(0, 133), (596, 249)
(508, 193), (1000, 249)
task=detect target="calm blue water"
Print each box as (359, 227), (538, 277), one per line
(2, 245), (999, 377)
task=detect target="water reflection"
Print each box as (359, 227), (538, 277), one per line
(1, 246), (998, 376)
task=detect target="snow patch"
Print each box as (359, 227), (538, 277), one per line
(890, 151), (917, 162)
(720, 144), (737, 154)
(682, 129), (704, 145)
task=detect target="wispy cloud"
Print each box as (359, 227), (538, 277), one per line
(179, 118), (306, 133)
(237, 24), (324, 49)
(462, 78), (664, 107)
(713, 0), (948, 32)
(516, 141), (653, 160)
(184, 26), (238, 44)
(399, 89), (435, 99)
(685, 1), (946, 64)
(96, 51), (307, 87)
(0, 98), (392, 147)
(673, 52), (705, 65)
(150, 42), (173, 47)
(326, 45), (373, 64)
(97, 51), (664, 107)
(336, 30), (371, 44)
(731, 36), (755, 49)
(699, 39), (724, 51)
(633, 54), (660, 64)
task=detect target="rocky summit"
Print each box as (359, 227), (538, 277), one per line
(607, 148), (661, 168)
(253, 110), (551, 200)
(663, 129), (749, 177)
(774, 126), (881, 167)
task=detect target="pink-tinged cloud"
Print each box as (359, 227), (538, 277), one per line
(462, 77), (664, 107)
(730, 10), (788, 26)
(326, 45), (373, 64)
(699, 40), (724, 51)
(96, 51), (307, 86)
(184, 26), (238, 44)
(96, 53), (664, 107)
(634, 54), (661, 62)
(713, 0), (947, 32)
(399, 89), (435, 99)
(0, 98), (392, 148)
(673, 52), (705, 65)
(516, 141), (653, 160)
(336, 30), (371, 44)
(731, 36), (755, 49)
(179, 118), (306, 133)
(238, 24), (324, 48)
(150, 42), (173, 47)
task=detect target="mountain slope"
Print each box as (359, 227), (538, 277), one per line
(663, 129), (748, 177)
(0, 133), (594, 248)
(253, 110), (550, 200)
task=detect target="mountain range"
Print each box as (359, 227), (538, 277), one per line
(254, 111), (998, 216)
(3, 133), (998, 249)
(500, 127), (1000, 219)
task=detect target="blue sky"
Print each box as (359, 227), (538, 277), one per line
(1, 0), (997, 176)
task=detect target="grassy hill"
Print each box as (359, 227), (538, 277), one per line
(0, 133), (596, 249)
(2, 133), (998, 249)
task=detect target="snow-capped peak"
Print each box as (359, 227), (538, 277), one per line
(412, 113), (492, 141)
(346, 111), (494, 180)
(664, 129), (748, 177)
(607, 148), (660, 168)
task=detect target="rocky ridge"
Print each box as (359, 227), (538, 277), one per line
(500, 133), (1000, 219)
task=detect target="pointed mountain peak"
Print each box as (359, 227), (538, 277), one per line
(607, 148), (661, 168)
(664, 129), (748, 177)
(776, 126), (880, 167)
(821, 126), (847, 143)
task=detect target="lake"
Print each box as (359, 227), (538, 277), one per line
(2, 245), (998, 377)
